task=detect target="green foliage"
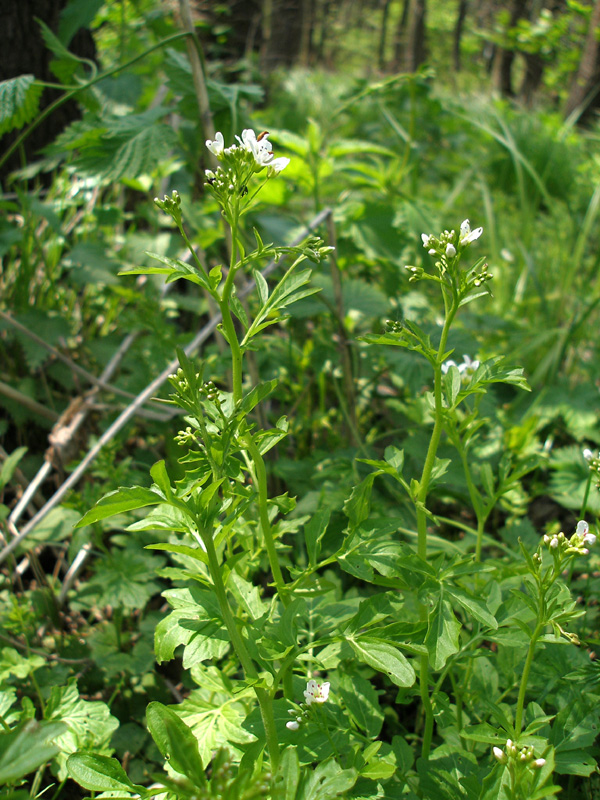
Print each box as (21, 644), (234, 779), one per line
(3, 4), (600, 800)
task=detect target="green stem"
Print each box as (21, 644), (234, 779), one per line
(415, 296), (459, 761)
(243, 435), (289, 606)
(201, 526), (280, 769)
(581, 471), (593, 521)
(30, 763), (47, 798)
(220, 218), (244, 402)
(514, 620), (544, 737)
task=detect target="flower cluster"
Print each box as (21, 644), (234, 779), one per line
(405, 219), (491, 292)
(204, 129), (289, 219)
(286, 679), (330, 731)
(421, 219), (483, 259)
(542, 520), (596, 557)
(583, 447), (600, 483)
(441, 354), (480, 378)
(492, 739), (546, 770)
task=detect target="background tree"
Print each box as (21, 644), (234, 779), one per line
(564, 0), (600, 122)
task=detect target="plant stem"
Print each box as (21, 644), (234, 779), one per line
(220, 218), (244, 402)
(415, 297), (458, 760)
(514, 620), (543, 737)
(243, 435), (289, 606)
(201, 525), (280, 769)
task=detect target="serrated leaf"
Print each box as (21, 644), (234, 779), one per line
(0, 75), (43, 136)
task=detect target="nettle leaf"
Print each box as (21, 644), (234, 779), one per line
(51, 109), (178, 181)
(0, 75), (43, 136)
(347, 636), (415, 687)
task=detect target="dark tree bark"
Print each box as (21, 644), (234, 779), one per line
(299, 0), (315, 66)
(402, 0), (427, 72)
(453, 0), (469, 72)
(260, 0), (304, 70)
(392, 0), (410, 69)
(377, 0), (393, 70)
(0, 0), (96, 185)
(519, 51), (545, 105)
(564, 0), (600, 122)
(491, 0), (528, 96)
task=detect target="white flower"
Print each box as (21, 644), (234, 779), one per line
(268, 156), (290, 176)
(550, 536), (559, 549)
(236, 128), (274, 168)
(459, 219), (483, 245)
(446, 243), (457, 258)
(583, 448), (593, 461)
(457, 354), (480, 374)
(421, 233), (431, 247)
(286, 720), (300, 730)
(303, 679), (330, 705)
(206, 132), (225, 157)
(492, 746), (507, 764)
(532, 758), (546, 768)
(442, 355), (479, 376)
(576, 520), (596, 545)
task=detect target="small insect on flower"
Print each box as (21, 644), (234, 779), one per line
(257, 131), (269, 141)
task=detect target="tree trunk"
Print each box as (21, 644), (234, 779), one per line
(402, 0), (427, 72)
(378, 0), (392, 70)
(564, 0), (600, 122)
(519, 52), (545, 105)
(299, 0), (314, 66)
(453, 0), (469, 72)
(491, 0), (528, 96)
(0, 0), (96, 185)
(392, 0), (411, 68)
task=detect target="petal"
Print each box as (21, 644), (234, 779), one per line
(460, 219), (470, 237)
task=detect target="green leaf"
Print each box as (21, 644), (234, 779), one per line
(123, 252), (214, 294)
(304, 508), (331, 566)
(67, 753), (139, 793)
(0, 720), (67, 784)
(75, 486), (165, 528)
(0, 75), (43, 136)
(337, 673), (384, 738)
(343, 474), (376, 531)
(0, 447), (27, 491)
(445, 586), (498, 629)
(348, 637), (415, 687)
(146, 701), (208, 782)
(301, 757), (358, 800)
(424, 598), (461, 670)
(145, 542), (208, 565)
(254, 269), (269, 305)
(275, 746), (300, 800)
